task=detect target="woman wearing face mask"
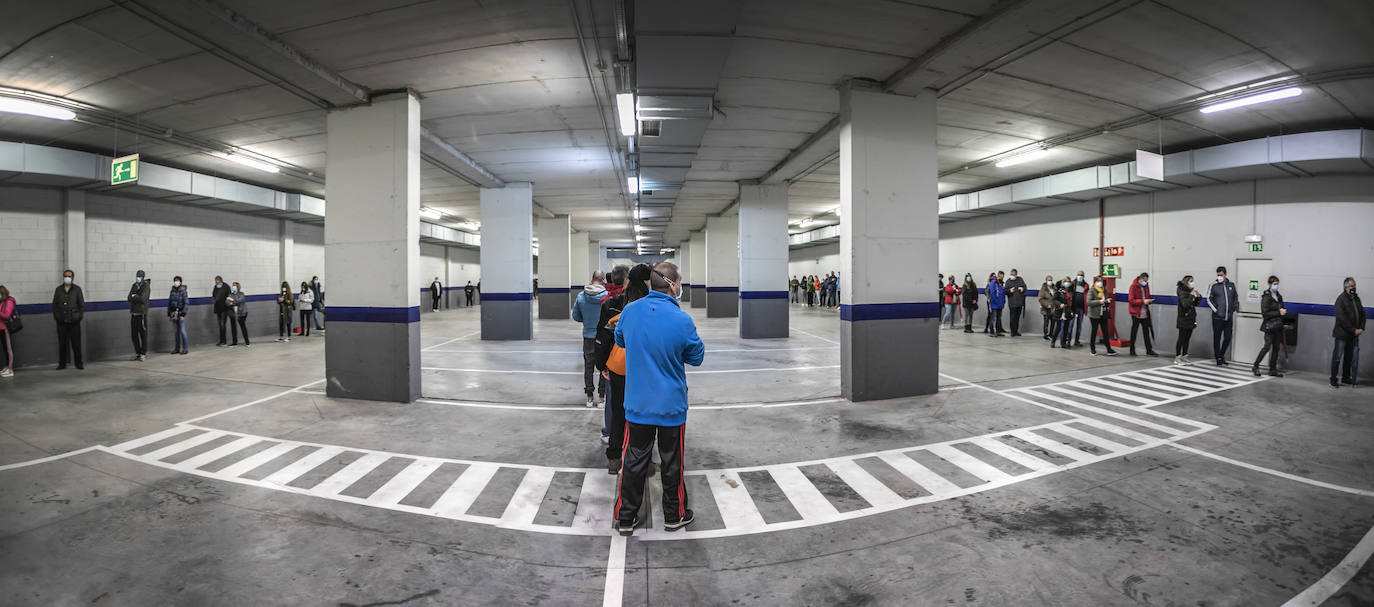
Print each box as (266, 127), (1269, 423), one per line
(226, 282), (250, 347)
(1174, 275), (1200, 364)
(1050, 278), (1072, 348)
(276, 281), (295, 342)
(1038, 275), (1055, 340)
(961, 274), (979, 333)
(942, 276), (961, 329)
(298, 282), (316, 337)
(1087, 276), (1116, 356)
(0, 285), (16, 377)
(1253, 275), (1287, 377)
(168, 277), (189, 355)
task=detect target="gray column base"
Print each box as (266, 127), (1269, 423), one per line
(537, 291), (570, 319)
(483, 300), (533, 340)
(841, 318), (938, 401)
(707, 291), (739, 318)
(740, 298), (788, 338)
(691, 290), (706, 309)
(681, 285), (692, 303)
(326, 321), (421, 403)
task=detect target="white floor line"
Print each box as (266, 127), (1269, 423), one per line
(425, 347), (825, 354)
(412, 397), (845, 412)
(603, 534), (627, 607)
(1169, 444), (1374, 498)
(421, 365), (841, 375)
(421, 331), (482, 352)
(179, 378), (326, 424)
(1283, 523), (1374, 607)
(790, 327), (839, 345)
(0, 446), (101, 472)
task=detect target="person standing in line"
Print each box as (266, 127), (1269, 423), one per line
(804, 275), (814, 307)
(595, 265), (637, 466)
(0, 285), (16, 378)
(1208, 266), (1239, 366)
(790, 276), (799, 303)
(465, 281), (475, 307)
(1128, 272), (1158, 356)
(430, 276), (443, 311)
(128, 270), (151, 361)
(1070, 271), (1088, 346)
(276, 281), (295, 342)
(1253, 275), (1286, 377)
(961, 274), (979, 333)
(1038, 275), (1055, 340)
(941, 275), (960, 328)
(573, 270), (609, 408)
(212, 275), (231, 346)
(987, 271), (1007, 336)
(298, 282), (315, 337)
(1050, 277), (1071, 348)
(168, 277), (189, 355)
(613, 262), (704, 535)
(310, 276), (325, 332)
(227, 282), (251, 347)
(1331, 277), (1363, 388)
(1005, 269), (1027, 337)
(52, 270), (85, 370)
(1087, 276), (1117, 356)
(937, 274), (946, 321)
(1175, 275), (1200, 364)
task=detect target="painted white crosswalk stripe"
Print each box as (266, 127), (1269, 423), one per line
(500, 468), (557, 526)
(262, 447), (345, 487)
(368, 459), (444, 504)
(709, 471), (767, 530)
(1066, 380), (1157, 406)
(1053, 424), (1135, 451)
(176, 436), (259, 470)
(826, 459), (904, 508)
(768, 466), (840, 521)
(1017, 388), (1183, 436)
(969, 437), (1057, 472)
(925, 444), (1014, 483)
(431, 463), (500, 518)
(110, 426), (199, 453)
(1008, 429), (1097, 462)
(141, 430), (229, 461)
(312, 452), (392, 495)
(1075, 416), (1165, 445)
(877, 452), (963, 495)
(572, 472), (618, 530)
(213, 442), (296, 478)
(1136, 367), (1229, 388)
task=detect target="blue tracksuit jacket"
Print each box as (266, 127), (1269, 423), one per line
(614, 290), (705, 426)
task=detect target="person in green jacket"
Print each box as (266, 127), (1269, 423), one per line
(276, 281), (295, 342)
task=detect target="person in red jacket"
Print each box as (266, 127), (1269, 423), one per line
(941, 275), (961, 328)
(1127, 272), (1158, 356)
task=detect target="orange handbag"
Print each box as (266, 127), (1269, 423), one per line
(607, 314), (627, 375)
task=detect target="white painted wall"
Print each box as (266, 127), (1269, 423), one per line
(292, 223), (325, 287)
(0, 185), (64, 305)
(789, 242), (840, 279)
(449, 247), (480, 287)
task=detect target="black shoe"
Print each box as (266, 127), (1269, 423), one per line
(1074, 341), (1083, 347)
(616, 517), (639, 536)
(1050, 342), (1057, 348)
(75, 363), (84, 370)
(1129, 351), (1137, 356)
(1145, 351), (1158, 357)
(56, 364), (67, 370)
(664, 509), (695, 532)
(1106, 350), (1118, 356)
(1331, 378), (1340, 388)
(1341, 377), (1354, 385)
(1269, 371), (1283, 378)
(1042, 335), (1049, 340)
(964, 328), (973, 333)
(1219, 360), (1230, 367)
(1216, 360), (1225, 366)
(1252, 365), (1261, 377)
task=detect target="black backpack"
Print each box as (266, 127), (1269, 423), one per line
(6, 303), (21, 334)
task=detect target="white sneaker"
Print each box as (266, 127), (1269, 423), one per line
(130, 355), (141, 361)
(585, 396), (595, 408)
(283, 338), (291, 342)
(0, 368), (12, 378)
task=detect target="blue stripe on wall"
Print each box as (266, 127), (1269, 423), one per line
(326, 306), (419, 323)
(840, 302), (941, 322)
(481, 292), (533, 301)
(18, 293), (295, 315)
(740, 291), (788, 299)
(705, 286), (739, 293)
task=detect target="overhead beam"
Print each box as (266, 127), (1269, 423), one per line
(420, 128), (506, 189)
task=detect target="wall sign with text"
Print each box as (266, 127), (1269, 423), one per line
(1092, 246), (1126, 257)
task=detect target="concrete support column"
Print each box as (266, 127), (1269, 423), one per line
(443, 245), (452, 308)
(480, 183), (534, 340)
(689, 231), (706, 309)
(677, 239), (692, 303)
(588, 239), (601, 276)
(536, 215), (571, 318)
(279, 220), (295, 286)
(705, 216), (739, 318)
(62, 190), (86, 281)
(839, 84), (939, 401)
(571, 230), (590, 292)
(324, 91), (422, 403)
(738, 183), (789, 338)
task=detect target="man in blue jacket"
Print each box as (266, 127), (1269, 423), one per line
(572, 270), (608, 407)
(1208, 266), (1239, 366)
(612, 262), (705, 535)
(986, 271), (1007, 336)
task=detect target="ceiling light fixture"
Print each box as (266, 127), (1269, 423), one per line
(994, 148), (1053, 168)
(627, 176), (640, 192)
(419, 207), (443, 220)
(1200, 86), (1302, 114)
(799, 218), (814, 228)
(0, 97), (76, 121)
(615, 93), (636, 136)
(216, 153), (281, 173)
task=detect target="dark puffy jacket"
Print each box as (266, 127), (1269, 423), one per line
(167, 286), (188, 319)
(1176, 281), (1199, 329)
(128, 280), (150, 316)
(1260, 289), (1284, 332)
(52, 284), (85, 324)
(227, 291), (249, 318)
(1208, 279), (1239, 320)
(1333, 290), (1365, 340)
(1004, 276), (1028, 307)
(594, 291), (628, 372)
(961, 281), (979, 308)
(212, 283), (231, 314)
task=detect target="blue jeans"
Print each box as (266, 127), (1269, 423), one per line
(941, 303), (955, 325)
(1072, 310), (1084, 342)
(1061, 313), (1074, 346)
(173, 317), (188, 351)
(1212, 317), (1233, 362)
(1332, 337), (1360, 382)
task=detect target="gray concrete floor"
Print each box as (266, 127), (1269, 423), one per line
(1, 304), (1371, 606)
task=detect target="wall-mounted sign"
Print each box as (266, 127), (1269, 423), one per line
(1248, 242), (1263, 253)
(111, 154), (139, 186)
(1249, 280), (1260, 291)
(1101, 263), (1121, 278)
(1093, 246), (1126, 257)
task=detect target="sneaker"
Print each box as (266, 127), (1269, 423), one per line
(1215, 360), (1225, 366)
(130, 355), (141, 361)
(244, 343), (251, 348)
(1219, 360), (1230, 367)
(276, 337), (284, 342)
(138, 354), (146, 362)
(228, 343), (238, 348)
(664, 509), (695, 532)
(1145, 351), (1158, 357)
(1330, 378), (1340, 389)
(616, 517), (639, 536)
(585, 395), (595, 408)
(284, 338), (291, 342)
(1105, 351), (1118, 356)
(607, 458), (621, 474)
(1341, 377), (1354, 385)
(600, 434), (610, 445)
(217, 343), (226, 348)
(0, 368), (12, 378)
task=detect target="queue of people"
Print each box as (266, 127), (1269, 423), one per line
(790, 273), (840, 308)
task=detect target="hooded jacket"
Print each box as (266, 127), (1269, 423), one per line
(987, 278), (1006, 309)
(942, 282), (961, 305)
(1176, 281), (1199, 329)
(167, 285), (188, 319)
(571, 283), (608, 338)
(1333, 289), (1366, 340)
(128, 280), (151, 316)
(1128, 278), (1151, 319)
(1208, 279), (1239, 321)
(1004, 275), (1027, 307)
(615, 290), (705, 426)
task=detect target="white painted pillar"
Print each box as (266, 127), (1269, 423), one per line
(536, 215), (571, 319)
(677, 239), (692, 303)
(738, 183), (789, 338)
(571, 230), (591, 290)
(324, 91), (422, 403)
(705, 216), (739, 318)
(839, 83), (939, 401)
(689, 231), (707, 309)
(480, 183), (534, 340)
(588, 239), (601, 276)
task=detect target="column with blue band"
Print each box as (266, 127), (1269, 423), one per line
(537, 215), (572, 320)
(705, 216), (740, 318)
(323, 91), (423, 402)
(838, 84), (940, 401)
(480, 183), (535, 340)
(689, 231), (707, 309)
(739, 183), (789, 338)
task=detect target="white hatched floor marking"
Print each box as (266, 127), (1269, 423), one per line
(572, 472), (618, 530)
(1053, 424), (1135, 451)
(313, 453), (391, 495)
(1137, 368), (1230, 389)
(876, 452), (962, 495)
(369, 459), (443, 504)
(826, 459), (904, 508)
(432, 463), (500, 518)
(1013, 388), (1184, 435)
(969, 437), (1056, 472)
(1088, 378), (1179, 400)
(1067, 380), (1157, 406)
(262, 447), (344, 486)
(176, 436), (260, 470)
(500, 468), (557, 526)
(768, 466), (840, 520)
(708, 470), (767, 530)
(1009, 430), (1096, 462)
(214, 442), (297, 477)
(1075, 416), (1165, 444)
(925, 444), (1013, 483)
(141, 430), (228, 461)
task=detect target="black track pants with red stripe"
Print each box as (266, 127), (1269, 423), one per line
(615, 421), (688, 525)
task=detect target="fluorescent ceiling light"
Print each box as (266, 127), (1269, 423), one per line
(1200, 87), (1302, 113)
(217, 153), (281, 173)
(615, 93), (636, 136)
(419, 207), (443, 220)
(635, 234), (648, 241)
(627, 176), (640, 192)
(831, 206), (841, 217)
(799, 218), (814, 228)
(634, 225), (647, 231)
(0, 97), (75, 121)
(994, 148), (1053, 168)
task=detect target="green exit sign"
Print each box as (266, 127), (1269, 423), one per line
(1249, 280), (1260, 290)
(1248, 242), (1263, 253)
(1101, 263), (1120, 278)
(111, 154), (139, 185)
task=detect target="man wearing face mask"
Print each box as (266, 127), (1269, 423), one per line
(1253, 275), (1286, 377)
(1127, 272), (1158, 356)
(1208, 266), (1239, 366)
(987, 271), (1006, 336)
(1330, 277), (1364, 388)
(212, 276), (231, 346)
(51, 269), (85, 370)
(1070, 271), (1088, 346)
(128, 270), (150, 361)
(1005, 269), (1027, 337)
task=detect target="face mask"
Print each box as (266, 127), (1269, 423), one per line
(1187, 281), (1194, 289)
(1095, 281), (1103, 287)
(1216, 276), (1224, 283)
(1063, 281), (1070, 287)
(1045, 281), (1051, 286)
(1140, 280), (1147, 287)
(314, 281), (320, 286)
(231, 286), (238, 293)
(1076, 276), (1084, 282)
(1270, 285), (1279, 292)
(174, 281), (181, 288)
(63, 277), (72, 285)
(135, 277), (143, 283)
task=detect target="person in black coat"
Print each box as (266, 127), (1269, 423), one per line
(960, 274), (979, 333)
(464, 281), (476, 306)
(1331, 277), (1365, 388)
(212, 276), (231, 346)
(1174, 276), (1200, 363)
(52, 269), (85, 369)
(1252, 275), (1286, 377)
(1004, 269), (1028, 336)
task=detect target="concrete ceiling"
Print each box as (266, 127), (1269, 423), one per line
(0, 0), (1370, 247)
